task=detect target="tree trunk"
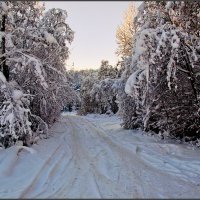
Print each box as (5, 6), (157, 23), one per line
(1, 14), (9, 81)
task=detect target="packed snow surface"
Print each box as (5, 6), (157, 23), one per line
(0, 112), (200, 198)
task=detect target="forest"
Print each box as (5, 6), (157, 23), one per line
(0, 1), (200, 148)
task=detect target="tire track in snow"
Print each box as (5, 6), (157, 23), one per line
(73, 115), (200, 198)
(19, 144), (63, 198)
(1, 113), (200, 198)
(66, 115), (145, 198)
(46, 116), (93, 198)
(54, 115), (130, 198)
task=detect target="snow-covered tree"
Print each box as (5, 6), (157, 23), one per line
(90, 78), (119, 115)
(0, 1), (77, 147)
(79, 60), (119, 115)
(0, 72), (33, 148)
(78, 75), (97, 115)
(123, 1), (200, 142)
(26, 7), (77, 126)
(115, 56), (139, 128)
(98, 60), (118, 80)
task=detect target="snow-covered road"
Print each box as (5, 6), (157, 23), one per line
(1, 113), (200, 198)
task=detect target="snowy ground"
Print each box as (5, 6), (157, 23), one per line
(0, 112), (200, 198)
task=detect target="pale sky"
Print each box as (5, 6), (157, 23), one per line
(44, 1), (142, 70)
